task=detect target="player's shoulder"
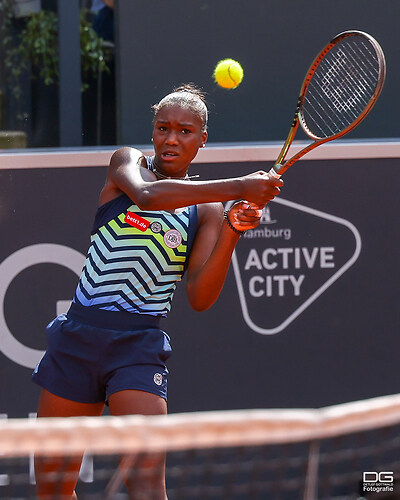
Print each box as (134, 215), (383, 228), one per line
(109, 147), (145, 168)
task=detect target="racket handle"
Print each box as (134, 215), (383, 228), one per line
(245, 166), (282, 211)
(241, 202), (263, 216)
(268, 166), (282, 179)
(247, 167), (281, 211)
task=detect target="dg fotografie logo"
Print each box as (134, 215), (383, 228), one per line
(362, 472), (394, 494)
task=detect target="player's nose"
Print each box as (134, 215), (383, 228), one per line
(165, 131), (179, 145)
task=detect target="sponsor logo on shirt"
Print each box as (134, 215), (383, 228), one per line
(164, 229), (182, 248)
(124, 212), (150, 231)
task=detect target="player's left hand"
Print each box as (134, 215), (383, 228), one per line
(228, 201), (263, 232)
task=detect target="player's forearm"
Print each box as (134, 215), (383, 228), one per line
(186, 225), (240, 311)
(136, 178), (244, 211)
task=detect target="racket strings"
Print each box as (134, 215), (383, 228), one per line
(308, 54), (375, 133)
(312, 45), (377, 116)
(309, 54), (363, 134)
(310, 51), (371, 132)
(302, 36), (381, 139)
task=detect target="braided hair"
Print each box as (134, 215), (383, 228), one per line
(152, 83), (208, 132)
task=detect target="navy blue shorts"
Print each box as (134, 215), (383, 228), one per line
(32, 303), (172, 403)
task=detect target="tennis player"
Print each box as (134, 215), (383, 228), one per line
(32, 84), (283, 499)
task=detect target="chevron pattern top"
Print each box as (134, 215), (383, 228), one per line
(73, 193), (198, 317)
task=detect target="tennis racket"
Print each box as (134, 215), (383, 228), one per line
(269, 30), (386, 179)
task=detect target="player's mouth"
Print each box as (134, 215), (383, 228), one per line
(161, 151), (179, 160)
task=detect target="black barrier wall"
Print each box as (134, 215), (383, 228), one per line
(0, 146), (399, 418)
(115, 0), (400, 145)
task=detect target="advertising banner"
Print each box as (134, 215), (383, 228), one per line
(0, 155), (399, 418)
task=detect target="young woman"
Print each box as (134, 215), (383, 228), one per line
(32, 84), (283, 499)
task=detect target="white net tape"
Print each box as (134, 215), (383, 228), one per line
(1, 394), (400, 457)
(1, 394), (400, 499)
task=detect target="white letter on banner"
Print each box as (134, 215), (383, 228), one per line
(0, 244), (85, 368)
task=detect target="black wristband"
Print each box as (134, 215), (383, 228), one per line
(224, 210), (245, 235)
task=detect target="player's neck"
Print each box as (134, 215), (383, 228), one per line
(150, 158), (199, 181)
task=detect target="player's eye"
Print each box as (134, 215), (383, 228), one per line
(182, 128), (191, 134)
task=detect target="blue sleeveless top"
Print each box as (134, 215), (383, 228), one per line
(73, 193), (198, 317)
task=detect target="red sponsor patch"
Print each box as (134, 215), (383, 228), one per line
(124, 211), (150, 231)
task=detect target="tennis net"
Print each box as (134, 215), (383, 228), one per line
(0, 393), (399, 499)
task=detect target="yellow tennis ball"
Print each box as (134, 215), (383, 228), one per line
(213, 59), (244, 89)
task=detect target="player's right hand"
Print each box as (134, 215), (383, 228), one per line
(240, 170), (284, 207)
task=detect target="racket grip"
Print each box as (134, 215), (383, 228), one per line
(268, 166), (282, 179)
(241, 202), (263, 216)
(245, 166), (282, 211)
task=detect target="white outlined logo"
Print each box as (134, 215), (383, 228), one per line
(362, 472), (394, 494)
(363, 472), (393, 483)
(243, 204), (291, 241)
(227, 198), (362, 335)
(0, 244), (85, 368)
(260, 206), (277, 225)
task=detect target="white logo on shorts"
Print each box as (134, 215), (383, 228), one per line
(153, 373), (163, 386)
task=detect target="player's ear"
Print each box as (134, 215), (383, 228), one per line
(201, 130), (208, 147)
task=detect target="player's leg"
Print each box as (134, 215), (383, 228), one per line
(108, 389), (168, 500)
(34, 389), (104, 500)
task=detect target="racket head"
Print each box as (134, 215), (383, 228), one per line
(298, 30), (386, 141)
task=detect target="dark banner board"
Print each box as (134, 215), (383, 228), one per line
(116, 0), (400, 144)
(0, 148), (399, 418)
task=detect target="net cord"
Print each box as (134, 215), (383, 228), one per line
(1, 393), (400, 458)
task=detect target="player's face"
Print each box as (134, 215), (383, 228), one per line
(152, 104), (207, 177)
